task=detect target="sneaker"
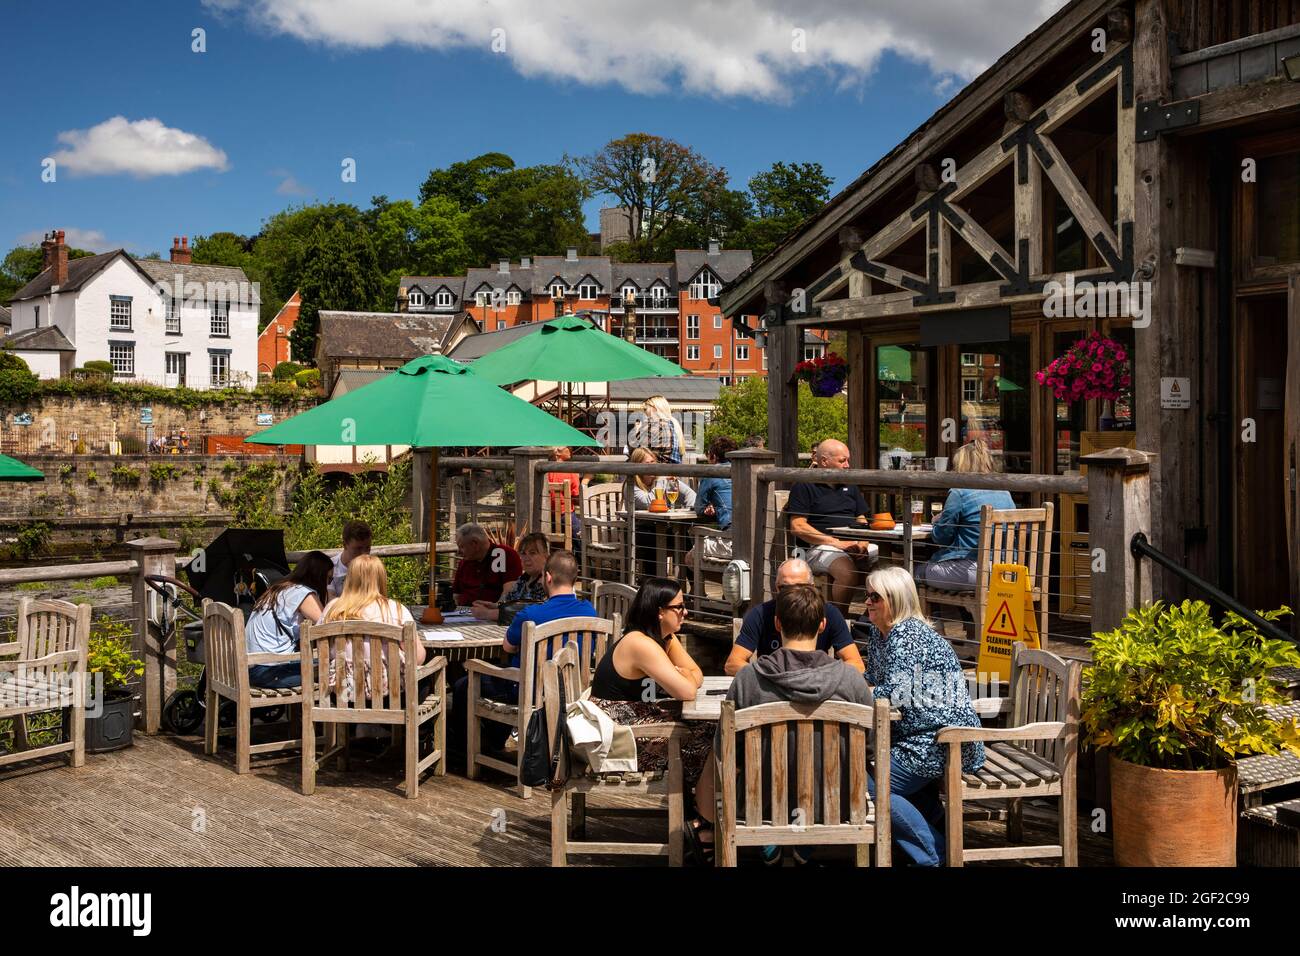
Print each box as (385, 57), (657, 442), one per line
(760, 845), (782, 866)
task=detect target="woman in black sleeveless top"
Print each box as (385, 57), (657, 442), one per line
(590, 578), (713, 785)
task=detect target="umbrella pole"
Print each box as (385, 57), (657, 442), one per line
(427, 446), (440, 591)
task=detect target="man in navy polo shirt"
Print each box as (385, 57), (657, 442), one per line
(724, 558), (865, 675)
(785, 438), (879, 617)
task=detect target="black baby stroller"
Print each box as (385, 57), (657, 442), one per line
(145, 529), (291, 734)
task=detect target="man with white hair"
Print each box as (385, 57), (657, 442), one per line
(785, 439), (878, 617)
(724, 558), (864, 675)
(451, 523), (522, 606)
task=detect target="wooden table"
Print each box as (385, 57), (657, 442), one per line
(409, 612), (507, 663)
(634, 508), (698, 579)
(682, 676), (733, 721)
(829, 523), (932, 571)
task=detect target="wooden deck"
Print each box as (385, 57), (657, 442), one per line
(0, 733), (1114, 867)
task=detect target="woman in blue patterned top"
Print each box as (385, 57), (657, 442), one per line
(861, 565), (984, 865)
(919, 439), (1015, 591)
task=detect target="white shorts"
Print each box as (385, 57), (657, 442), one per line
(701, 536), (734, 560)
(801, 542), (878, 575)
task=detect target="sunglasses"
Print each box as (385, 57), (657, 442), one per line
(865, 592), (884, 604)
(662, 602), (688, 615)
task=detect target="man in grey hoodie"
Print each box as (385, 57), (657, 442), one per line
(689, 584), (870, 861)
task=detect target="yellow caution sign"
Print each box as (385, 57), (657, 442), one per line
(977, 563), (1040, 685)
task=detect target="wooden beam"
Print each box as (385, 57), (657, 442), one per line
(1003, 91), (1036, 123)
(1185, 79), (1300, 134)
(915, 163), (942, 193)
(1287, 275), (1300, 635)
(1106, 8), (1134, 45)
(847, 330), (866, 467)
(1014, 132), (1044, 276)
(765, 281), (799, 467)
(942, 200), (1018, 279)
(1035, 130), (1122, 263)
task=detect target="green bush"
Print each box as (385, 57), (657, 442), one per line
(0, 351), (40, 404)
(87, 616), (144, 699)
(273, 361), (303, 382)
(1082, 601), (1300, 770)
(294, 368), (322, 390)
(110, 464), (141, 485)
(704, 377), (848, 455)
(84, 360), (114, 374)
(34, 376), (308, 411)
(148, 461), (179, 484)
(15, 522), (50, 560)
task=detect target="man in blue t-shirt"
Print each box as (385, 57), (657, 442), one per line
(450, 550), (596, 765)
(724, 558), (865, 675)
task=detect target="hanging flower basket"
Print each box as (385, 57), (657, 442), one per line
(1036, 331), (1130, 404)
(796, 351), (849, 398)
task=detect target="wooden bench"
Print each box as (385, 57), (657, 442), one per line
(0, 598), (89, 771)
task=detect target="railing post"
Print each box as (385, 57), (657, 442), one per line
(410, 448), (432, 542)
(1082, 448), (1156, 635)
(127, 536), (179, 735)
(511, 447), (552, 537)
(728, 447), (777, 612)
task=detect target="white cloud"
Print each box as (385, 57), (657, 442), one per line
(270, 169), (310, 195)
(16, 227), (116, 253)
(50, 116), (229, 178)
(205, 0), (1069, 101)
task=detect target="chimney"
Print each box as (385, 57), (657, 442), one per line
(566, 247), (578, 262)
(41, 232), (56, 273)
(49, 230), (68, 287)
(397, 286), (409, 313)
(170, 236), (192, 264)
(707, 239), (721, 256)
(498, 259), (509, 275)
(520, 257), (531, 269)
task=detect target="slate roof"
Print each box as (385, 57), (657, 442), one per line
(610, 262), (674, 291)
(608, 375), (721, 402)
(445, 321), (544, 363)
(10, 251), (253, 303)
(0, 305), (10, 329)
(9, 250), (122, 301)
(2, 325), (76, 351)
(463, 266), (534, 298)
(318, 311), (461, 360)
(134, 259), (251, 291)
(401, 276), (467, 310)
(530, 256), (612, 295)
(674, 248), (753, 286)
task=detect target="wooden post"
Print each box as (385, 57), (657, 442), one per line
(764, 281), (799, 468)
(128, 536), (179, 735)
(1082, 448), (1155, 635)
(1288, 276), (1300, 636)
(426, 447), (441, 572)
(411, 448), (431, 542)
(511, 446), (553, 537)
(728, 448), (777, 615)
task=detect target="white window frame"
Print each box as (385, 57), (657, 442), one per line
(621, 284), (638, 303)
(961, 352), (976, 366)
(713, 315), (723, 330)
(686, 345), (700, 361)
(165, 296), (180, 334)
(690, 270), (720, 300)
(110, 296), (133, 331)
(408, 290), (426, 308)
(713, 345), (723, 359)
(109, 342), (134, 377)
(578, 282), (598, 300)
(475, 291), (491, 307)
(437, 289), (455, 308)
(506, 289), (521, 305)
(496, 320), (507, 330)
(209, 351), (230, 387)
(650, 285), (670, 307)
(686, 315), (700, 340)
(549, 282), (566, 298)
(209, 300), (229, 337)
(736, 345), (749, 361)
(962, 378), (979, 402)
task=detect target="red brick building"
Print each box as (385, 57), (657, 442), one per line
(257, 291), (299, 377)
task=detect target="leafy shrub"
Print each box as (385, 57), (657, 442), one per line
(85, 469), (98, 485)
(148, 461), (179, 484)
(110, 464), (141, 485)
(273, 361), (303, 382)
(0, 351), (40, 404)
(1083, 601), (1300, 770)
(59, 464), (74, 481)
(15, 522), (50, 560)
(87, 616), (144, 699)
(294, 368), (321, 390)
(84, 360), (114, 375)
(704, 377), (847, 454)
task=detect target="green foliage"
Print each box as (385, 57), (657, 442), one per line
(17, 581), (46, 591)
(704, 378), (848, 455)
(148, 461), (179, 484)
(294, 368), (321, 390)
(1082, 601), (1300, 770)
(879, 423), (926, 453)
(84, 576), (120, 589)
(58, 464), (73, 481)
(731, 161), (834, 259)
(110, 464), (141, 485)
(419, 152), (516, 208)
(15, 522), (50, 560)
(87, 615), (144, 698)
(85, 469), (98, 485)
(272, 361), (303, 382)
(0, 243), (97, 302)
(29, 375), (305, 411)
(0, 351), (40, 404)
(83, 360), (114, 375)
(289, 219), (383, 362)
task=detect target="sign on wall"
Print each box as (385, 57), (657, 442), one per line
(256, 413), (274, 426)
(140, 407), (153, 425)
(1160, 377), (1191, 409)
(12, 413), (32, 426)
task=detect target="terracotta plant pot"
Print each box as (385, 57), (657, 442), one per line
(869, 512), (895, 531)
(1109, 754), (1237, 866)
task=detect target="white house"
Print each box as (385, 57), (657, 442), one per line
(6, 231), (258, 389)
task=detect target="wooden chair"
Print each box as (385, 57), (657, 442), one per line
(543, 643), (688, 865)
(580, 481), (628, 584)
(0, 599), (89, 771)
(466, 616), (614, 798)
(539, 479), (576, 550)
(299, 619), (448, 799)
(917, 503), (1053, 662)
(936, 641), (1081, 866)
(687, 525), (734, 615)
(716, 698), (892, 867)
(202, 599), (306, 774)
(592, 581), (635, 629)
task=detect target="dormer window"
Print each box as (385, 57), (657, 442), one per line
(578, 282), (598, 300)
(689, 270), (720, 300)
(435, 290), (453, 308)
(549, 282), (566, 299)
(621, 284), (638, 303)
(407, 290), (425, 308)
(507, 289), (521, 305)
(476, 290), (492, 307)
(650, 284), (670, 307)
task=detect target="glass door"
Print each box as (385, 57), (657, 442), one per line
(956, 334), (1032, 473)
(875, 344), (933, 466)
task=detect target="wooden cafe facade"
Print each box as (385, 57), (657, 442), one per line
(720, 0), (1300, 626)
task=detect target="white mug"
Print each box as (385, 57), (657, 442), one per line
(934, 457), (949, 472)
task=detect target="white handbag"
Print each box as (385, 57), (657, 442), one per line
(565, 691), (638, 773)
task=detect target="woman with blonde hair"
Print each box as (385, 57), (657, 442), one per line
(643, 395), (685, 464)
(626, 446), (695, 578)
(321, 554), (425, 702)
(860, 565), (984, 865)
(919, 438), (1015, 591)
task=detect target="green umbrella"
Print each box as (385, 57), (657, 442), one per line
(0, 454), (44, 481)
(245, 353), (596, 561)
(469, 314), (689, 385)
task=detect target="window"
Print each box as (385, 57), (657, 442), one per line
(719, 376), (732, 386)
(686, 315), (700, 339)
(507, 289), (521, 305)
(621, 284), (638, 304)
(209, 351), (230, 387)
(736, 345), (749, 361)
(962, 378), (978, 402)
(165, 297), (180, 334)
(650, 285), (669, 307)
(109, 342), (134, 377)
(961, 352), (976, 366)
(165, 352), (186, 385)
(713, 315), (723, 330)
(436, 289), (453, 308)
(956, 335), (1032, 473)
(549, 282), (566, 298)
(110, 296), (132, 331)
(763, 351), (768, 370)
(578, 282), (598, 299)
(690, 270), (720, 300)
(686, 345), (700, 361)
(496, 320), (506, 330)
(713, 345), (723, 359)
(803, 345), (824, 361)
(408, 290), (425, 308)
(210, 300), (229, 336)
(33, 305), (40, 327)
(475, 291), (491, 307)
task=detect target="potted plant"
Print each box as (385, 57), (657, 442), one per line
(1082, 600), (1300, 866)
(1035, 331), (1130, 429)
(85, 615), (144, 754)
(794, 351), (849, 397)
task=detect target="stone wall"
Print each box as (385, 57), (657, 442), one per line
(0, 392), (319, 456)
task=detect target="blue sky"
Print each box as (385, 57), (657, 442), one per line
(0, 0), (1064, 257)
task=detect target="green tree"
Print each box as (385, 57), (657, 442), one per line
(191, 231), (274, 328)
(470, 164), (590, 262)
(651, 183), (752, 258)
(0, 351), (40, 404)
(289, 220), (383, 362)
(252, 203), (367, 328)
(704, 377), (847, 454)
(736, 161), (834, 258)
(372, 196), (473, 302)
(0, 244), (97, 302)
(419, 152), (516, 209)
(574, 134), (729, 262)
